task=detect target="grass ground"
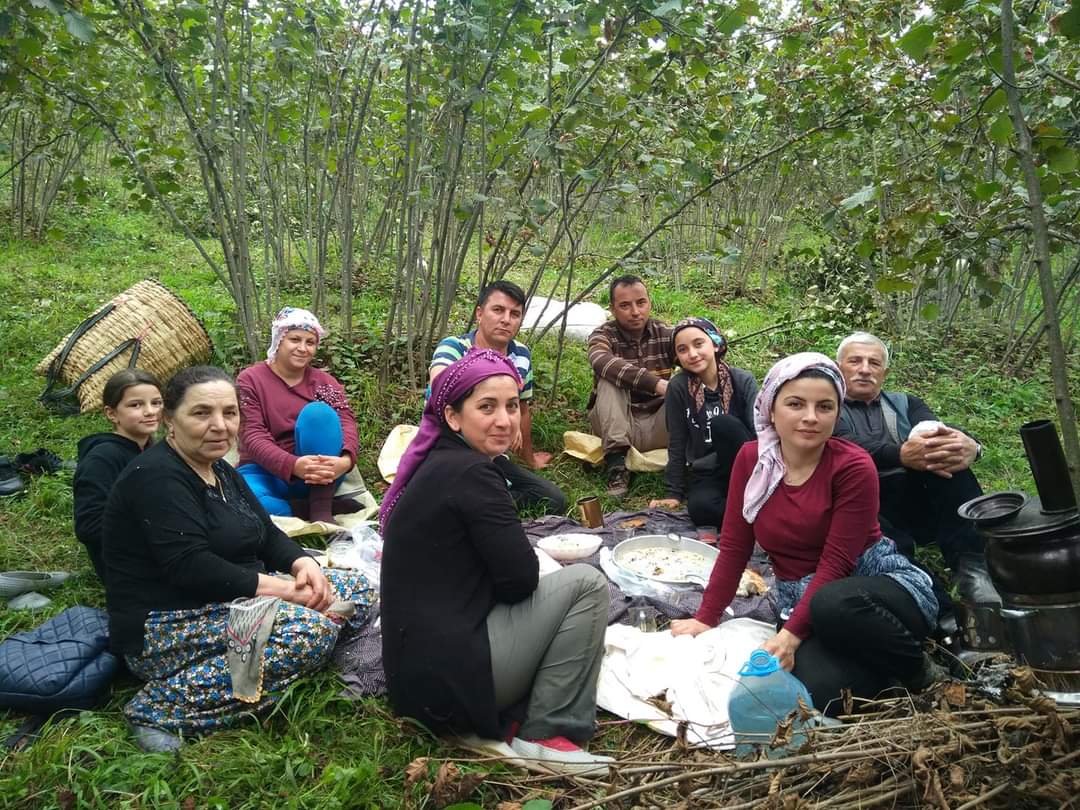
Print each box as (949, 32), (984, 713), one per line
(0, 191), (1064, 809)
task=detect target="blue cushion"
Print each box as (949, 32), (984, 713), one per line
(0, 606), (118, 715)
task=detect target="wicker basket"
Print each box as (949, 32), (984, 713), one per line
(35, 279), (214, 414)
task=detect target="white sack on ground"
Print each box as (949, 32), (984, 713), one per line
(597, 618), (776, 749)
(522, 295), (607, 341)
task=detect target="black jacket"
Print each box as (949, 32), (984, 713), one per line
(73, 433), (148, 580)
(380, 429), (539, 739)
(102, 441), (307, 656)
(664, 367), (758, 499)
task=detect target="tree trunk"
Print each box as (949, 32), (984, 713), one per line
(1001, 0), (1080, 503)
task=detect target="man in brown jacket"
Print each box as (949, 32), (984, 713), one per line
(587, 275), (673, 496)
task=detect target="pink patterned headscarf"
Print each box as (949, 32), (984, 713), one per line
(379, 348), (522, 532)
(742, 352), (846, 523)
(266, 307), (327, 363)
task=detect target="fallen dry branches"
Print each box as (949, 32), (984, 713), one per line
(444, 669), (1078, 809)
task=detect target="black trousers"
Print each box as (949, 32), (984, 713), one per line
(493, 454), (567, 516)
(685, 415), (753, 528)
(791, 576), (930, 716)
(879, 467), (984, 564)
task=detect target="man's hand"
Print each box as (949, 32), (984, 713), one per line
(649, 498), (681, 510)
(900, 426), (975, 478)
(761, 629), (802, 672)
(925, 429), (978, 474)
(655, 378), (669, 397)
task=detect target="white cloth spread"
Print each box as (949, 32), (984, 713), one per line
(597, 618), (776, 749)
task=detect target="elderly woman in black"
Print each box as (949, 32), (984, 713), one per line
(103, 366), (374, 752)
(379, 349), (612, 776)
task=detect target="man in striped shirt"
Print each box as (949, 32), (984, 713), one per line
(430, 280), (567, 515)
(587, 275), (674, 497)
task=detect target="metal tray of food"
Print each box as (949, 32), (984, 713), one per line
(611, 533), (718, 586)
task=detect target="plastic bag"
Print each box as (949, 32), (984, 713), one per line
(326, 523), (383, 587)
(599, 547), (682, 600)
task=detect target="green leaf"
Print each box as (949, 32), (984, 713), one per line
(974, 181), (1000, 201)
(839, 184), (877, 210)
(15, 37), (43, 58)
(920, 302), (941, 320)
(522, 801), (555, 810)
(1058, 0), (1080, 40)
(989, 114), (1013, 146)
(717, 10), (746, 35)
(63, 10), (94, 42)
(944, 38), (975, 64)
(876, 275), (915, 293)
(652, 0), (682, 19)
(1046, 146), (1078, 173)
(982, 88), (1007, 114)
(667, 34), (682, 51)
(931, 77), (954, 103)
(529, 197), (556, 216)
(898, 23), (935, 61)
(1051, 95), (1074, 108)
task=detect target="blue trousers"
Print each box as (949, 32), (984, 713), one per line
(239, 401), (345, 516)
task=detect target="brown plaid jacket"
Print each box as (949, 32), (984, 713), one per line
(587, 318), (673, 415)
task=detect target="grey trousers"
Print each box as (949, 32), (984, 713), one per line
(486, 564), (609, 742)
(588, 378), (668, 457)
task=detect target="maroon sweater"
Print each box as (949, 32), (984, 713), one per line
(236, 362), (359, 482)
(696, 437), (881, 640)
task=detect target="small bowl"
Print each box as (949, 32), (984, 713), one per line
(958, 491), (1027, 526)
(536, 533), (603, 562)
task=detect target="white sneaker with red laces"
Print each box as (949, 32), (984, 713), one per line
(508, 736), (614, 777)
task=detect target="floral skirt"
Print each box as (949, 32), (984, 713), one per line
(124, 568), (374, 733)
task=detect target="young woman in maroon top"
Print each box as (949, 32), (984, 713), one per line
(671, 353), (938, 714)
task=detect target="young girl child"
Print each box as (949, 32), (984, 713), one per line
(73, 369), (163, 579)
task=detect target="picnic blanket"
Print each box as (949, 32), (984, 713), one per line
(332, 509), (779, 699)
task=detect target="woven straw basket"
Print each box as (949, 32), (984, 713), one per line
(35, 279), (213, 414)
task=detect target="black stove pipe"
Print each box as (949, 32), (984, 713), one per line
(1019, 420), (1078, 514)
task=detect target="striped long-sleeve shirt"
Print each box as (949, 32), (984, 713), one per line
(587, 319), (673, 416)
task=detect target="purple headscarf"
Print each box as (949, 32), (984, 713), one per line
(379, 348), (523, 531)
(742, 352), (846, 523)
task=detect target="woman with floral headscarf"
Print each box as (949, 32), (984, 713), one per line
(649, 317), (758, 534)
(670, 353), (940, 715)
(236, 307), (359, 524)
(380, 348), (613, 777)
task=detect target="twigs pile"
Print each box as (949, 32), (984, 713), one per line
(442, 667), (1079, 809)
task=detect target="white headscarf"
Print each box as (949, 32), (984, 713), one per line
(742, 352), (846, 523)
(266, 307), (327, 363)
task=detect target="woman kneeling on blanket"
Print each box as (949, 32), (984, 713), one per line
(236, 307), (360, 524)
(103, 365), (375, 752)
(671, 352), (939, 715)
(379, 348), (612, 776)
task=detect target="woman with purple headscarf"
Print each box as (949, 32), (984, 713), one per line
(380, 348), (613, 776)
(235, 307), (360, 524)
(649, 317), (758, 536)
(670, 353), (939, 715)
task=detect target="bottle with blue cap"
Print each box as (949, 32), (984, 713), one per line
(728, 649), (814, 757)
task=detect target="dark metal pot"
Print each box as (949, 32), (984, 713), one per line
(958, 420), (1080, 704)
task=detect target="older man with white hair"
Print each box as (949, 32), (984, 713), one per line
(833, 332), (995, 623)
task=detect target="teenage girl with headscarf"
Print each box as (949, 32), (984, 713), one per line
(670, 353), (940, 715)
(379, 348), (613, 777)
(649, 317), (758, 534)
(235, 307), (360, 524)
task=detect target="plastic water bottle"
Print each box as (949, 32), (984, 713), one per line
(728, 650), (813, 758)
